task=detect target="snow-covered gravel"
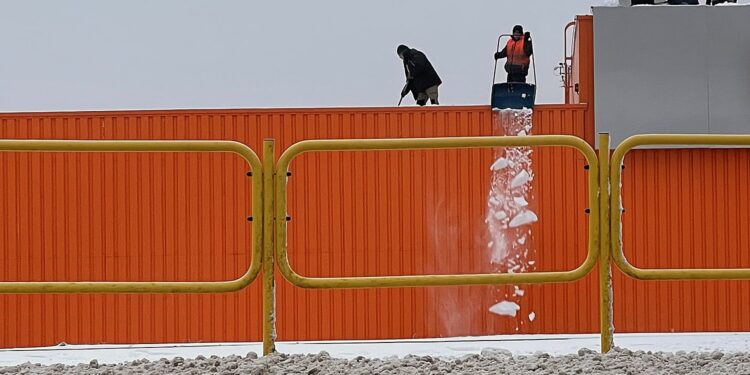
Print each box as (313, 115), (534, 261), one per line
(1, 347), (749, 374)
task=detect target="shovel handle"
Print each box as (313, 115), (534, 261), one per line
(493, 34), (513, 86)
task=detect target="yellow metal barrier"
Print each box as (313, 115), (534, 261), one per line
(262, 140), (277, 355)
(275, 136), (600, 289)
(0, 140), (263, 293)
(611, 134), (750, 280)
(598, 133), (614, 353)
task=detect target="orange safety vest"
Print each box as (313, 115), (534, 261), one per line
(505, 38), (530, 68)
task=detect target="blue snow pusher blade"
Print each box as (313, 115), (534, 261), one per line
(491, 83), (536, 110)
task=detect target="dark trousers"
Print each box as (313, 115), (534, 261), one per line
(507, 73), (527, 83)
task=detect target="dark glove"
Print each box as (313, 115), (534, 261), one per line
(494, 52), (502, 60)
(524, 32), (531, 40)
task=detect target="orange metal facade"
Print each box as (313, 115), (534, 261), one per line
(616, 149), (750, 333)
(0, 105), (597, 347)
(567, 15), (595, 144)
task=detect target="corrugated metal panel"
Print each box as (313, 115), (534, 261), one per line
(570, 16), (593, 106)
(615, 148), (750, 333)
(0, 104), (599, 348)
(0, 114), (257, 348)
(275, 105), (594, 340)
(569, 15), (595, 145)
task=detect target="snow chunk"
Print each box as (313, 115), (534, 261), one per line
(529, 312), (536, 322)
(489, 301), (521, 317)
(494, 211), (508, 221)
(514, 288), (525, 297)
(510, 170), (531, 189)
(509, 211), (538, 228)
(513, 196), (528, 207)
(491, 158), (510, 171)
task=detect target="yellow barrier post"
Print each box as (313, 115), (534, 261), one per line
(275, 136), (600, 288)
(598, 133), (614, 353)
(262, 139), (277, 355)
(611, 134), (750, 280)
(0, 140), (263, 293)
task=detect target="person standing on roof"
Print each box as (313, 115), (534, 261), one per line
(494, 25), (534, 83)
(397, 45), (442, 106)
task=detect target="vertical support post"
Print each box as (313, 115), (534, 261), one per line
(262, 139), (277, 355)
(598, 133), (614, 352)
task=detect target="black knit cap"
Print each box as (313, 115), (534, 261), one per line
(397, 45), (409, 56)
(513, 25), (524, 34)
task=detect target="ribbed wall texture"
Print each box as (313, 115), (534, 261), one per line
(569, 15), (595, 144)
(1, 105), (748, 348)
(0, 105), (595, 347)
(616, 149), (750, 333)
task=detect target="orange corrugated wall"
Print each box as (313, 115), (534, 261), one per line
(1, 104), (749, 348)
(616, 149), (750, 333)
(0, 105), (597, 347)
(568, 15), (595, 143)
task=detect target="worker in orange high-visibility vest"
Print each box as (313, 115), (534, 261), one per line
(494, 25), (534, 83)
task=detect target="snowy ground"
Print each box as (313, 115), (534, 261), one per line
(1, 333), (750, 373)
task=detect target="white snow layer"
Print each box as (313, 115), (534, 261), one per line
(3, 333), (750, 366)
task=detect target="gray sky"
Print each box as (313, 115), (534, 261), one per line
(1, 0), (739, 112)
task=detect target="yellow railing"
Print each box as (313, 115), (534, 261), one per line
(2, 133), (750, 357)
(611, 134), (750, 280)
(0, 140), (264, 293)
(274, 136), (600, 288)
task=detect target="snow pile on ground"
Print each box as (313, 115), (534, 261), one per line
(1, 347), (749, 374)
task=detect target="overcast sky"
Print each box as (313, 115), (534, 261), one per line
(1, 1), (744, 112)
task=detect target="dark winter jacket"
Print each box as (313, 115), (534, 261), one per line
(402, 48), (442, 97)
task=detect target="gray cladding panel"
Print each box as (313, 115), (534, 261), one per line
(706, 6), (750, 134)
(594, 5), (750, 146)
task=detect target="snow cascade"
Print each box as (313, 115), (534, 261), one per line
(486, 109), (537, 327)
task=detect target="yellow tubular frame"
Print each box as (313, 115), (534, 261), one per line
(262, 140), (277, 355)
(0, 140), (263, 293)
(598, 133), (614, 353)
(275, 136), (600, 288)
(611, 134), (750, 280)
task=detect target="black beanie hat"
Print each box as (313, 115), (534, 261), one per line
(397, 45), (409, 56)
(513, 25), (524, 34)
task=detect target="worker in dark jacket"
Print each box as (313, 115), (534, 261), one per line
(397, 45), (442, 106)
(494, 25), (534, 83)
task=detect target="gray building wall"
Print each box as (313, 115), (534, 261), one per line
(594, 5), (750, 146)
